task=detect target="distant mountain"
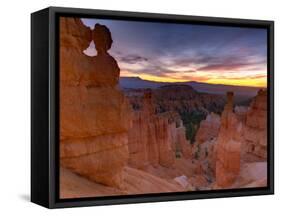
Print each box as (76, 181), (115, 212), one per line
(120, 76), (262, 98)
(120, 77), (163, 89)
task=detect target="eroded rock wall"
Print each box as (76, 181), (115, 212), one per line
(59, 18), (132, 188)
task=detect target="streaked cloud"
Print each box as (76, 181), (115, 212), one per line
(81, 18), (267, 87)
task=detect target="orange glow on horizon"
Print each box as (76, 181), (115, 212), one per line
(120, 70), (267, 88)
(206, 78), (267, 88)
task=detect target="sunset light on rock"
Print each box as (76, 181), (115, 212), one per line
(58, 17), (269, 199)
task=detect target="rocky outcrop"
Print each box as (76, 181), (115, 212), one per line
(191, 112), (220, 179)
(232, 162), (267, 188)
(214, 90), (267, 188)
(172, 122), (192, 159)
(128, 92), (174, 168)
(123, 166), (183, 194)
(192, 138), (217, 179)
(124, 85), (225, 115)
(215, 92), (243, 187)
(195, 112), (220, 144)
(59, 18), (92, 85)
(243, 89), (267, 159)
(60, 167), (125, 199)
(60, 18), (132, 188)
(127, 92), (192, 169)
(60, 166), (183, 198)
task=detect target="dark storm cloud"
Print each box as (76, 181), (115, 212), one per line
(119, 54), (148, 64)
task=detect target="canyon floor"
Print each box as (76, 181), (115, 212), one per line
(60, 159), (267, 198)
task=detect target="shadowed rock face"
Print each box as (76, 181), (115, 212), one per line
(59, 18), (132, 188)
(81, 24), (120, 87)
(92, 23), (113, 53)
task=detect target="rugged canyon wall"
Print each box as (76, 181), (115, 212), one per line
(152, 85), (224, 114)
(125, 85), (225, 115)
(127, 92), (192, 169)
(243, 89), (267, 159)
(59, 18), (132, 188)
(215, 92), (243, 187)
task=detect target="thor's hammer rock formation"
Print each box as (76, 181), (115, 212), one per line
(215, 92), (243, 187)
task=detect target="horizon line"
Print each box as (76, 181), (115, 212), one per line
(120, 75), (267, 88)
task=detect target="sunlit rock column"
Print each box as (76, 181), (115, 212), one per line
(59, 18), (132, 188)
(216, 92), (242, 187)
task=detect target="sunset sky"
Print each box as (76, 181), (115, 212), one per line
(82, 18), (267, 87)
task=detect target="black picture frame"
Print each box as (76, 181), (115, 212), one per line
(31, 6), (274, 209)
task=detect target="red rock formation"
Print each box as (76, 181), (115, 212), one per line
(175, 125), (192, 159)
(215, 92), (243, 187)
(191, 112), (221, 178)
(243, 90), (267, 159)
(193, 138), (217, 177)
(168, 119), (192, 159)
(195, 112), (221, 144)
(59, 18), (132, 188)
(127, 92), (175, 168)
(59, 18), (269, 196)
(59, 18), (92, 85)
(127, 111), (150, 168)
(152, 115), (176, 167)
(127, 91), (192, 169)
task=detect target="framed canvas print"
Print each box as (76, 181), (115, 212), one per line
(31, 6), (274, 208)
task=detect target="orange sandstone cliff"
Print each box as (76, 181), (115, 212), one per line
(59, 18), (132, 188)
